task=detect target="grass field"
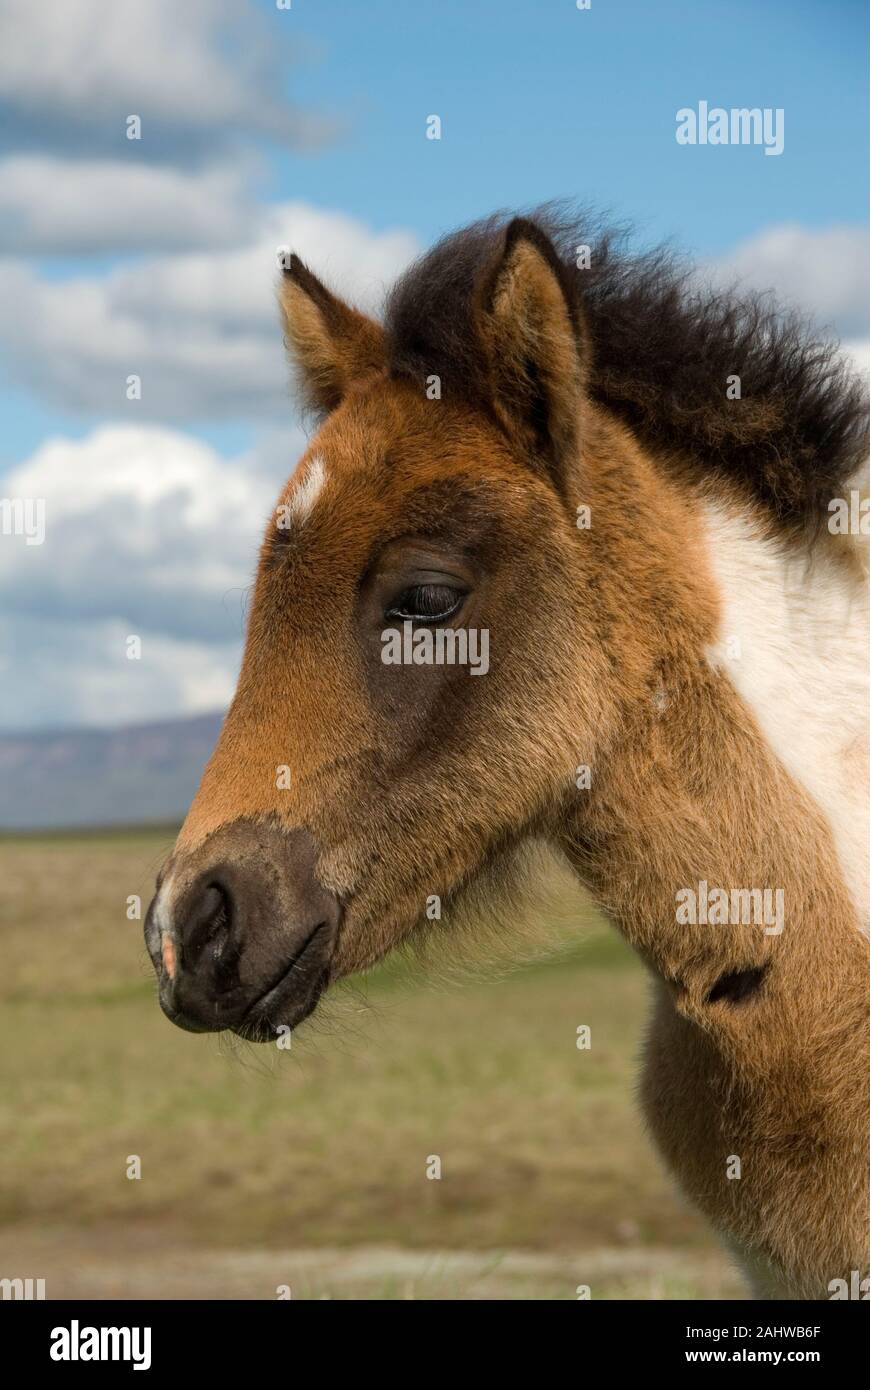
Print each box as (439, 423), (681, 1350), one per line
(0, 828), (742, 1299)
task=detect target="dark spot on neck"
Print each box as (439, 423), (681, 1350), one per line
(706, 963), (769, 1006)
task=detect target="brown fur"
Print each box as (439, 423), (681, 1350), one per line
(161, 211), (870, 1299)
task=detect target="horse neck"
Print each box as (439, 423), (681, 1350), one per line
(558, 415), (869, 1066)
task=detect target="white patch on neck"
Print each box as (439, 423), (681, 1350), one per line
(703, 501), (870, 937)
(287, 454), (326, 523)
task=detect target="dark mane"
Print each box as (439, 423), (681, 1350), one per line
(385, 205), (870, 530)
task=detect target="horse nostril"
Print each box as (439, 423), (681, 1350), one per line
(180, 881), (232, 970)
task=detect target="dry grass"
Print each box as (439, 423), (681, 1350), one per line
(0, 828), (740, 1298)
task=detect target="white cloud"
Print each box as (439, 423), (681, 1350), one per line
(711, 225), (870, 339)
(843, 340), (870, 382)
(0, 423), (296, 638)
(0, 155), (256, 255)
(0, 614), (239, 730)
(0, 0), (334, 162)
(0, 422), (306, 727)
(0, 202), (419, 419)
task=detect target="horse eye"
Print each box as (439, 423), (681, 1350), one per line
(385, 583), (466, 624)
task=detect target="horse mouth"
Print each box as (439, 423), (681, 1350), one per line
(153, 919), (335, 1042)
(231, 921), (333, 1043)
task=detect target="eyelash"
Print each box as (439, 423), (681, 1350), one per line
(385, 583), (466, 624)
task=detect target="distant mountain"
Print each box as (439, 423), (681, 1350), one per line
(0, 711), (224, 830)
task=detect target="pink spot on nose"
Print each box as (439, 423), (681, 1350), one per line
(161, 935), (177, 980)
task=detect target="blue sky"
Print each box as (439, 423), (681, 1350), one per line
(278, 0), (870, 244)
(0, 0), (868, 729)
(2, 0), (868, 464)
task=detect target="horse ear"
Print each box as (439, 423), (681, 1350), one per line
(478, 218), (589, 484)
(279, 254), (387, 415)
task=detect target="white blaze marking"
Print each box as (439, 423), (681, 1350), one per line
(288, 454), (326, 523)
(154, 871), (175, 939)
(704, 501), (870, 937)
(154, 871), (180, 977)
